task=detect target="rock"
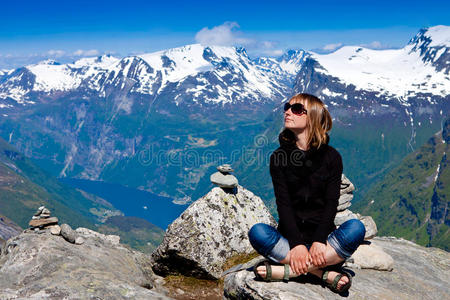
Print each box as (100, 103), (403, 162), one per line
(60, 223), (77, 243)
(210, 172), (239, 188)
(40, 213), (51, 218)
(223, 237), (450, 299)
(338, 193), (353, 206)
(151, 186), (276, 279)
(334, 209), (358, 226)
(358, 215), (378, 239)
(340, 174), (355, 195)
(75, 227), (120, 245)
(28, 217), (58, 228)
(49, 225), (61, 235)
(218, 164), (234, 173)
(33, 207), (44, 216)
(0, 230), (169, 299)
(337, 200), (351, 211)
(75, 236), (85, 245)
(347, 243), (394, 271)
(41, 208), (51, 215)
(31, 216), (39, 220)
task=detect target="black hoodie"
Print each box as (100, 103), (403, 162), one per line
(269, 130), (343, 248)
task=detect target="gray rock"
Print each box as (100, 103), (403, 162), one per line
(0, 230), (169, 299)
(217, 164), (234, 173)
(60, 223), (77, 244)
(340, 174), (355, 195)
(338, 193), (353, 206)
(75, 236), (85, 245)
(347, 243), (394, 271)
(223, 237), (450, 299)
(334, 209), (358, 226)
(41, 208), (51, 215)
(49, 225), (61, 235)
(75, 227), (120, 245)
(337, 200), (352, 211)
(210, 172), (238, 188)
(151, 186), (276, 279)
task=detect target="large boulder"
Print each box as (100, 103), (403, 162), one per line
(151, 186), (277, 279)
(224, 237), (450, 299)
(0, 228), (170, 299)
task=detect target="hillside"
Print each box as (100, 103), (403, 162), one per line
(354, 118), (449, 250)
(0, 137), (165, 252)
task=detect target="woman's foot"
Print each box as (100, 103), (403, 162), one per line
(254, 264), (300, 280)
(309, 269), (352, 293)
(322, 270), (350, 291)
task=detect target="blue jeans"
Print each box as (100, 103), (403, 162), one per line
(248, 219), (365, 262)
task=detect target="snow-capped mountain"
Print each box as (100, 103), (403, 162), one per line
(299, 25), (449, 100)
(0, 44), (306, 111)
(293, 25), (449, 128)
(0, 26), (448, 206)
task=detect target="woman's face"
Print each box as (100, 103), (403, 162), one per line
(284, 99), (309, 132)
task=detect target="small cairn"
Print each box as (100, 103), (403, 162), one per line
(210, 164), (238, 188)
(335, 175), (393, 271)
(27, 206), (83, 244)
(335, 174), (378, 239)
(28, 206), (59, 234)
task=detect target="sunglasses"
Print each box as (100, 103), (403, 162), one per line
(284, 102), (307, 115)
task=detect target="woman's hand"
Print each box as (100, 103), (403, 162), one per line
(309, 242), (327, 268)
(289, 244), (310, 275)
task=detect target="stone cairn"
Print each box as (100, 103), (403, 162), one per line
(335, 174), (377, 239)
(336, 175), (393, 271)
(27, 206), (84, 245)
(210, 164), (239, 188)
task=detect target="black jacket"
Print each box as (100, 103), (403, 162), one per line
(270, 131), (343, 248)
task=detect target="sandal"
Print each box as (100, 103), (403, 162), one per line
(322, 269), (352, 293)
(253, 260), (290, 282)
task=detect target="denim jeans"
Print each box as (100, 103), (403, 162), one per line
(248, 219), (366, 262)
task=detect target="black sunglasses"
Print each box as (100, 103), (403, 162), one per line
(284, 102), (307, 115)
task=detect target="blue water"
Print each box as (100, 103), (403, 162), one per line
(59, 178), (188, 229)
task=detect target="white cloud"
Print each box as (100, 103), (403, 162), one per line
(195, 22), (252, 46)
(73, 49), (100, 56)
(360, 41), (390, 49)
(323, 43), (343, 51)
(47, 50), (66, 57)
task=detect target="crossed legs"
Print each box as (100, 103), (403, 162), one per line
(248, 219), (366, 291)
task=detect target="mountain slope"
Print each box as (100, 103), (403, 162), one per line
(0, 136), (120, 229)
(354, 118), (449, 250)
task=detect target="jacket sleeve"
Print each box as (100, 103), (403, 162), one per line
(312, 150), (343, 244)
(270, 152), (304, 248)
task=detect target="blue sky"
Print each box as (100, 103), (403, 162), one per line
(0, 0), (449, 68)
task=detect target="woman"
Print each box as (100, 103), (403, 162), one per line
(248, 93), (365, 294)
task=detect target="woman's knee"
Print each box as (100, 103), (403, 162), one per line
(248, 223), (280, 254)
(342, 219), (366, 243)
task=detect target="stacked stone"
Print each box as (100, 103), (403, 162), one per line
(28, 206), (84, 244)
(335, 174), (378, 240)
(28, 206), (60, 234)
(210, 164), (238, 188)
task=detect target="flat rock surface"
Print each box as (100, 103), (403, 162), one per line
(224, 237), (450, 299)
(0, 230), (170, 299)
(28, 217), (58, 228)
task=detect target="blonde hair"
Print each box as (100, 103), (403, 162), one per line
(282, 93), (332, 149)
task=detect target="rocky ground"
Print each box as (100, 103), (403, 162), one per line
(0, 171), (449, 299)
(224, 237), (450, 299)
